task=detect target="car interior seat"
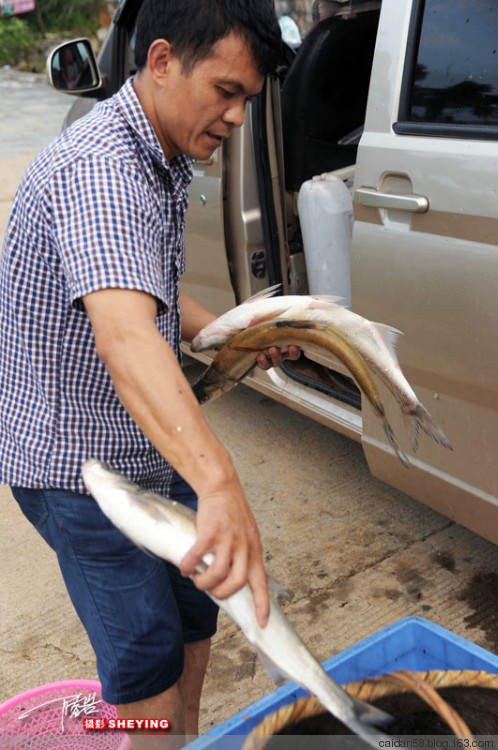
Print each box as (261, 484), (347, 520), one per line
(281, 9), (380, 191)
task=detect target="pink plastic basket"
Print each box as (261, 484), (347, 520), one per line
(0, 680), (130, 749)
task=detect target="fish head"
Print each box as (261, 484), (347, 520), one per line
(82, 459), (120, 497)
(192, 370), (240, 404)
(191, 324), (240, 353)
(82, 459), (145, 517)
(82, 459), (166, 515)
(82, 460), (200, 568)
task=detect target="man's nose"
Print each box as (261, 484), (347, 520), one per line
(223, 100), (246, 128)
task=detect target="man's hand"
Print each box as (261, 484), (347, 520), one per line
(256, 345), (301, 371)
(179, 480), (269, 627)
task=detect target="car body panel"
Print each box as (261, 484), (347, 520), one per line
(350, 0), (498, 540)
(183, 151), (235, 316)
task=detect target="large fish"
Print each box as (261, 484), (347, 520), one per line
(82, 459), (393, 746)
(191, 285), (341, 353)
(193, 319), (410, 466)
(192, 291), (452, 455)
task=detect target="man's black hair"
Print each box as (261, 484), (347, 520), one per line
(134, 0), (282, 76)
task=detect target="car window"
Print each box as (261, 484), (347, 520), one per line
(396, 0), (498, 137)
(275, 0), (314, 39)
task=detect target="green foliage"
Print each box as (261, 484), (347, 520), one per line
(31, 0), (106, 34)
(0, 16), (36, 66)
(1, 0), (107, 70)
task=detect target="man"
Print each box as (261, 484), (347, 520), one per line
(0, 0), (297, 744)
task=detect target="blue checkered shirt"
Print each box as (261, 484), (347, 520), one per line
(0, 78), (193, 495)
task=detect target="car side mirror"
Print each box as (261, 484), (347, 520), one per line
(47, 38), (103, 94)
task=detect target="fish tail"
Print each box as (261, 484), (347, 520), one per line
(409, 402), (453, 452)
(378, 403), (410, 467)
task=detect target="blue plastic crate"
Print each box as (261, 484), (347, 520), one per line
(188, 616), (498, 750)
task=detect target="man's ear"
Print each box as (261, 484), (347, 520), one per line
(147, 39), (174, 85)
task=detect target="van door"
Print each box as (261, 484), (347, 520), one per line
(351, 0), (498, 542)
(184, 40), (292, 315)
(182, 151), (236, 316)
(184, 75), (287, 317)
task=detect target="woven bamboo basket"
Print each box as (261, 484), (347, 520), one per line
(242, 669), (498, 750)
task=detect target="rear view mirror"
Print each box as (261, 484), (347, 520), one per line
(47, 39), (103, 94)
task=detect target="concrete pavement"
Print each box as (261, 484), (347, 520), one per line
(1, 70), (497, 742)
(0, 68), (72, 239)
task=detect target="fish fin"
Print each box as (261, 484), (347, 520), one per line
(266, 571), (292, 601)
(243, 284), (282, 303)
(409, 402), (453, 452)
(309, 294), (345, 305)
(115, 535), (162, 562)
(378, 403), (410, 467)
(372, 322), (404, 358)
(136, 543), (158, 560)
(254, 647), (288, 685)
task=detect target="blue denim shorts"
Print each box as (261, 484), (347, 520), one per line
(11, 471), (219, 705)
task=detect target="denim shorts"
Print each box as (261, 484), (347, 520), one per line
(11, 471), (219, 705)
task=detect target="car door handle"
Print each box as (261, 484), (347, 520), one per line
(353, 188), (429, 213)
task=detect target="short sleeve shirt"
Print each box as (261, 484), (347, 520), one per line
(0, 78), (193, 495)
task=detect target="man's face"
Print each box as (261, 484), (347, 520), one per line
(148, 33), (265, 161)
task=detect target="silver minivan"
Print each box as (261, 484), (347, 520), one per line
(48, 0), (498, 543)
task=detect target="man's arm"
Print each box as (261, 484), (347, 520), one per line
(179, 290), (217, 343)
(83, 287), (269, 625)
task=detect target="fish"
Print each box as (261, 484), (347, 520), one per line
(82, 459), (393, 746)
(192, 291), (453, 455)
(190, 285), (343, 353)
(193, 319), (410, 465)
